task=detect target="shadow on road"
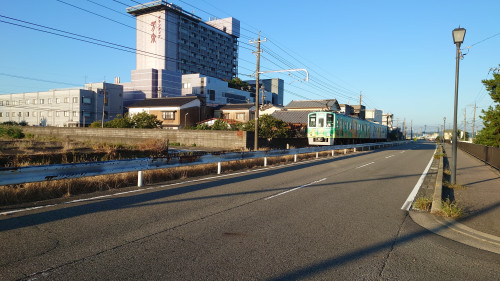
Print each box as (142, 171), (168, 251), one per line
(265, 201), (500, 281)
(0, 142), (431, 233)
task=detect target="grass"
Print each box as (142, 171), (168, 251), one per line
(439, 198), (465, 218)
(413, 197), (432, 211)
(443, 180), (467, 189)
(434, 152), (446, 159)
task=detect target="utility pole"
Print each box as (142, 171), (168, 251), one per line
(250, 31), (266, 151)
(403, 118), (406, 139)
(463, 108), (466, 141)
(410, 120), (413, 139)
(472, 103), (476, 142)
(443, 117), (446, 140)
(101, 81), (106, 128)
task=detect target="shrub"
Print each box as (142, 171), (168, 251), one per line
(0, 125), (24, 139)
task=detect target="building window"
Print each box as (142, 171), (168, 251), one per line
(48, 98), (52, 104)
(162, 111), (175, 120)
(73, 97), (78, 103)
(64, 97), (69, 103)
(0, 112), (2, 117)
(82, 97), (91, 104)
(236, 113), (245, 120)
(18, 112), (22, 117)
(40, 99), (44, 104)
(6, 112), (9, 117)
(25, 112), (29, 117)
(64, 111), (69, 117)
(73, 111), (78, 117)
(40, 111), (45, 117)
(26, 100), (30, 105)
(56, 112), (60, 117)
(209, 90), (215, 101)
(32, 99), (37, 104)
(0, 101), (2, 106)
(48, 111), (52, 117)
(33, 112), (37, 117)
(56, 98), (61, 104)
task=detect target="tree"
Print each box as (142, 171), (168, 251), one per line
(104, 114), (133, 128)
(227, 77), (250, 91)
(244, 114), (289, 139)
(131, 111), (162, 129)
(475, 68), (500, 147)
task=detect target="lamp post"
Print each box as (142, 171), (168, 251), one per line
(184, 112), (189, 128)
(451, 27), (466, 185)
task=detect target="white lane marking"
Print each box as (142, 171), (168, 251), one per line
(1, 154), (335, 216)
(401, 146), (437, 211)
(356, 162), (375, 169)
(264, 178), (327, 200)
(385, 155), (395, 159)
(400, 151), (406, 153)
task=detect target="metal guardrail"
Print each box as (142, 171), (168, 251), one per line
(0, 141), (409, 186)
(458, 141), (500, 170)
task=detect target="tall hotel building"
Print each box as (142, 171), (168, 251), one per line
(122, 0), (240, 102)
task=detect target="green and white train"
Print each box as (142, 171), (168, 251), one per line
(307, 111), (387, 145)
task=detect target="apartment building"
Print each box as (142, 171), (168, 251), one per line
(0, 82), (123, 127)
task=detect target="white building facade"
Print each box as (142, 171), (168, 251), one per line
(0, 82), (123, 127)
(180, 73), (272, 106)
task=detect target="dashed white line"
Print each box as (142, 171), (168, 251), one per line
(356, 162), (375, 169)
(385, 155), (395, 159)
(264, 178), (327, 200)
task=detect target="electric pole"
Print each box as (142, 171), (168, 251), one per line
(101, 81), (106, 128)
(443, 117), (446, 141)
(463, 108), (466, 141)
(472, 103), (476, 142)
(410, 120), (413, 139)
(403, 118), (406, 139)
(250, 31), (266, 151)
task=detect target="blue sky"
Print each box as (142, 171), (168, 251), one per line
(1, 0), (500, 133)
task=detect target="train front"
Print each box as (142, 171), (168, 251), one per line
(307, 112), (335, 145)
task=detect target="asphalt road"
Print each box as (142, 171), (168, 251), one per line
(1, 141), (499, 280)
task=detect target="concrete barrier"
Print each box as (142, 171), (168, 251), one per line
(431, 145), (444, 213)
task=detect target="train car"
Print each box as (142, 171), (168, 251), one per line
(307, 111), (387, 145)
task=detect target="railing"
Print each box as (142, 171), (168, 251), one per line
(0, 141), (409, 186)
(458, 141), (500, 170)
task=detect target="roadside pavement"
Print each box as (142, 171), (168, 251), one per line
(410, 142), (500, 255)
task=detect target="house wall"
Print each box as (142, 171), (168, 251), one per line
(148, 106), (200, 128)
(215, 109), (254, 122)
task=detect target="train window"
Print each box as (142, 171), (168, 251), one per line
(327, 114), (333, 127)
(309, 114), (316, 127)
(318, 118), (324, 128)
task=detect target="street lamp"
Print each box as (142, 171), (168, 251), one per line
(451, 27), (466, 185)
(184, 112), (189, 128)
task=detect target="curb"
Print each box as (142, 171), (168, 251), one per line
(430, 144), (443, 213)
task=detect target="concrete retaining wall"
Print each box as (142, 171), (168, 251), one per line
(22, 127), (248, 150)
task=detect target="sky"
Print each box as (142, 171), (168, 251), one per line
(1, 0), (500, 134)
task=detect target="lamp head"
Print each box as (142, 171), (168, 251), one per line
(452, 27), (466, 45)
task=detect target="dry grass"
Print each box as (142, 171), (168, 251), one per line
(413, 197), (432, 211)
(438, 198), (465, 218)
(443, 180), (467, 189)
(0, 147), (345, 206)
